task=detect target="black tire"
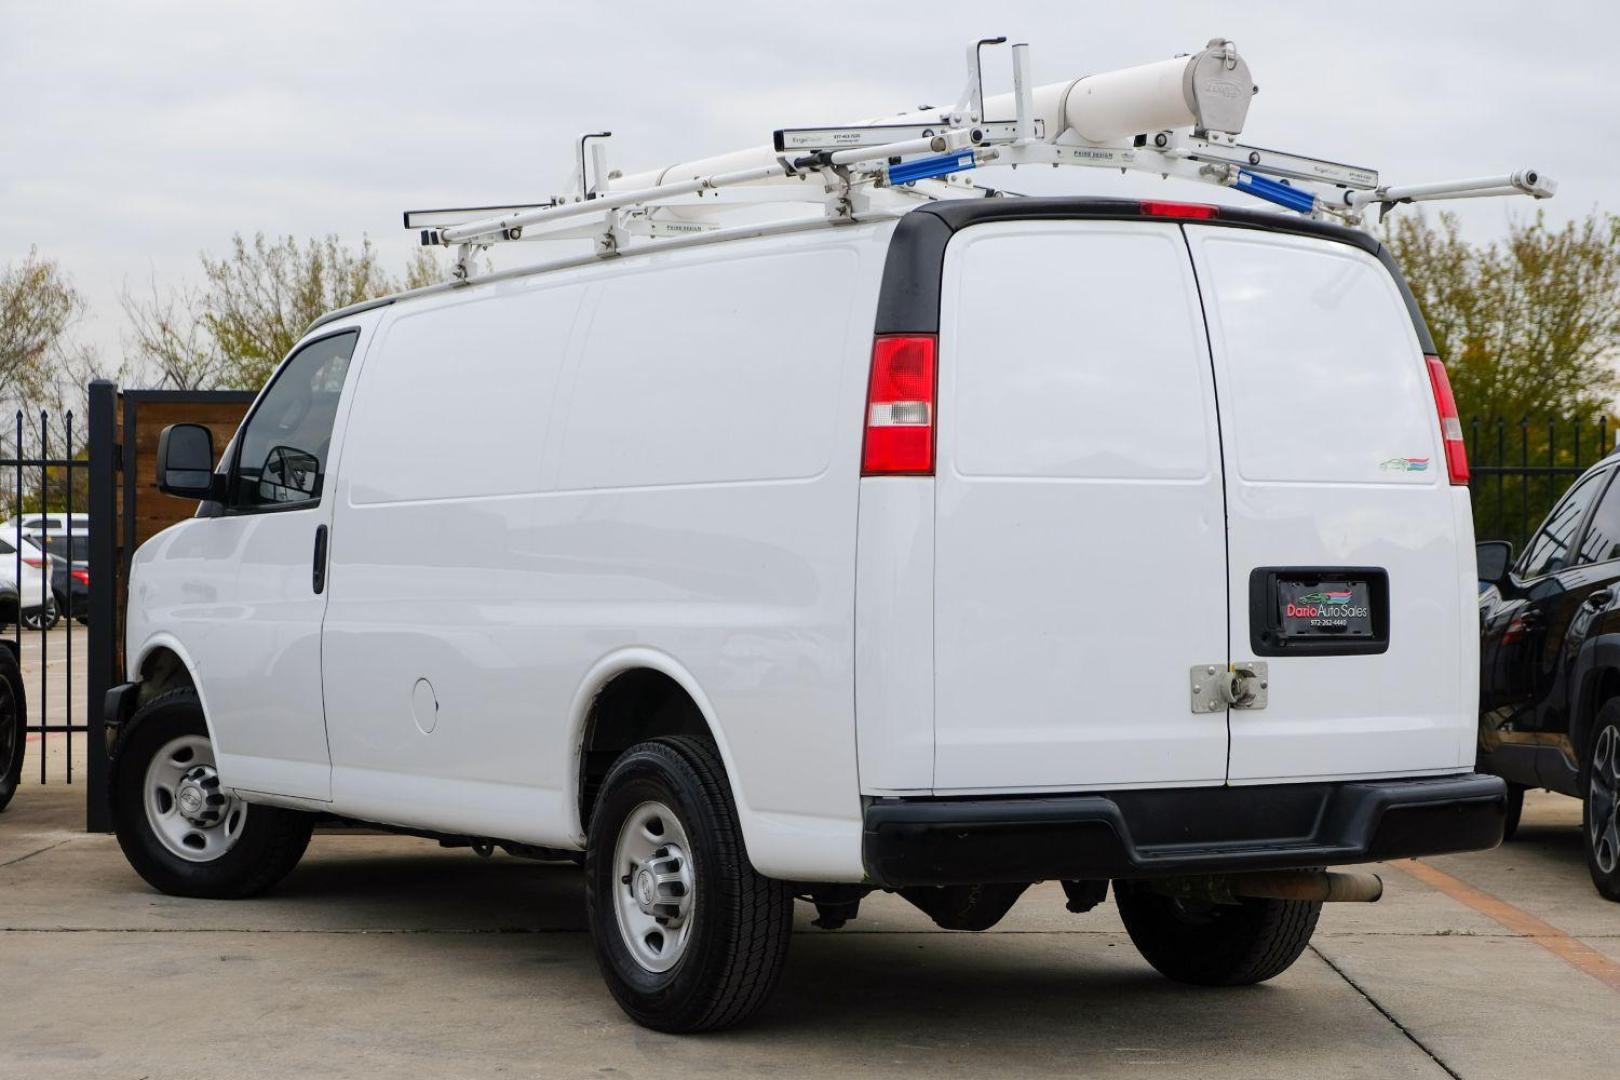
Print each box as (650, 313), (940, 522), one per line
(1581, 700), (1620, 902)
(1502, 782), (1526, 842)
(0, 648), (26, 812)
(22, 605), (59, 632)
(109, 688), (313, 899)
(585, 736), (793, 1032)
(1113, 879), (1322, 986)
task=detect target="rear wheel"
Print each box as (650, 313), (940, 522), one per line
(0, 649), (26, 812)
(22, 604), (58, 632)
(1113, 879), (1321, 986)
(110, 689), (313, 898)
(1583, 701), (1620, 902)
(585, 736), (793, 1032)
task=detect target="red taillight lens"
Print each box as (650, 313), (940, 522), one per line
(1139, 200), (1219, 220)
(71, 569), (89, 586)
(22, 557), (47, 570)
(862, 335), (937, 476)
(1424, 354), (1468, 485)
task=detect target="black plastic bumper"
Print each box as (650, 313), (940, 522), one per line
(862, 773), (1507, 888)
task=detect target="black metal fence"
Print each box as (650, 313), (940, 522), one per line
(0, 409), (89, 787)
(1467, 417), (1614, 551)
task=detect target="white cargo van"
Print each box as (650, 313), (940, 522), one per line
(109, 196), (1506, 1031)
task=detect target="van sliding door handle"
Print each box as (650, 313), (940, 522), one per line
(312, 524), (329, 594)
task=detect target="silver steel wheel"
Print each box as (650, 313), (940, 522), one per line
(143, 734), (246, 863)
(612, 800), (697, 973)
(1591, 726), (1620, 876)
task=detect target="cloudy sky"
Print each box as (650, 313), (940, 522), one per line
(3, 1), (1616, 374)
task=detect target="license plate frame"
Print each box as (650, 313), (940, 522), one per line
(1248, 567), (1390, 657)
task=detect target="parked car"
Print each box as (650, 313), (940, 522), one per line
(39, 534), (89, 624)
(108, 197), (1506, 1032)
(0, 531), (58, 632)
(1478, 457), (1620, 901)
(2, 511), (91, 540)
(7, 514), (91, 624)
(0, 636), (24, 812)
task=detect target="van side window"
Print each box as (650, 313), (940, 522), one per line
(228, 331), (359, 511)
(1521, 470), (1604, 578)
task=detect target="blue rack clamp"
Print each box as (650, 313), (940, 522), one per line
(1233, 170), (1318, 215)
(888, 151), (977, 186)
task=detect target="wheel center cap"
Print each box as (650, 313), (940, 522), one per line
(177, 784), (204, 818)
(634, 869), (656, 910)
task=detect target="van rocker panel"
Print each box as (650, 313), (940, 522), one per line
(862, 773), (1506, 888)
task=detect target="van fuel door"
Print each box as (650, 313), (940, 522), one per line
(1190, 662), (1268, 713)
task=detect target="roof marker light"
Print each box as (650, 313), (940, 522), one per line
(1139, 200), (1219, 220)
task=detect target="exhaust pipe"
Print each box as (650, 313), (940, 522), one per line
(1229, 870), (1383, 903)
(1147, 869), (1384, 905)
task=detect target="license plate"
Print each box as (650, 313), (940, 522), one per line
(1276, 578), (1375, 639)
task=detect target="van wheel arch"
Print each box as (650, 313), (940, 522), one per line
(576, 668), (718, 832)
(136, 646), (198, 707)
(1577, 666), (1620, 773)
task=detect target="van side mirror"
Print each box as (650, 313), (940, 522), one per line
(155, 423), (219, 500)
(1476, 540), (1513, 586)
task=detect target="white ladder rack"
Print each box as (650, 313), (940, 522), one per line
(405, 37), (1557, 278)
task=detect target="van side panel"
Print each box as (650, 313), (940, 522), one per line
(321, 276), (587, 837)
(324, 225), (886, 880)
(854, 478), (935, 793)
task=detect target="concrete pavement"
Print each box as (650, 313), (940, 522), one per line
(2, 782), (1617, 1079)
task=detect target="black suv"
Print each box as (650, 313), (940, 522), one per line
(1478, 458), (1620, 901)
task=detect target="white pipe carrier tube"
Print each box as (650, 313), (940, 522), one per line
(612, 39), (1254, 193)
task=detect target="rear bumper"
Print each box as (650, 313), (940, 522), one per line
(862, 773), (1507, 888)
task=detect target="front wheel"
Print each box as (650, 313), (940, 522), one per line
(1113, 880), (1321, 986)
(1583, 701), (1620, 902)
(110, 689), (313, 898)
(585, 736), (793, 1032)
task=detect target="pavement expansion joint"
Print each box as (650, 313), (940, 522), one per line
(0, 838), (73, 870)
(1310, 942), (1464, 1080)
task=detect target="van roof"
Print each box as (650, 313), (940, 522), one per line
(306, 197), (1433, 354)
(873, 197), (1435, 353)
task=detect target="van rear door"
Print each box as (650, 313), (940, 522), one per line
(1184, 225), (1475, 783)
(932, 220), (1230, 792)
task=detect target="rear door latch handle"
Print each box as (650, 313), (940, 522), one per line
(312, 524), (329, 594)
(1190, 661), (1269, 713)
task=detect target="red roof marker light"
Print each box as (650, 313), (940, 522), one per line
(1139, 200), (1219, 220)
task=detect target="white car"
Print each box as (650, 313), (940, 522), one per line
(0, 530), (57, 631)
(108, 196), (1506, 1032)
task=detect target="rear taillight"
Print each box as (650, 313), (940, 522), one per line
(71, 569), (88, 586)
(1424, 354), (1468, 485)
(22, 557), (47, 570)
(862, 335), (937, 476)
